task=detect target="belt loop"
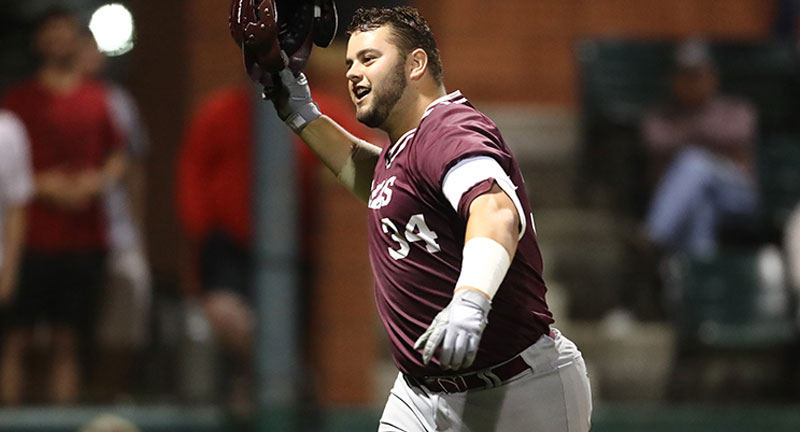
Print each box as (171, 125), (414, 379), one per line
(476, 370), (502, 389)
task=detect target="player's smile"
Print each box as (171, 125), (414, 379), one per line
(353, 84), (371, 105)
(346, 26), (410, 128)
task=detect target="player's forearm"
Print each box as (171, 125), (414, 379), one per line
(299, 115), (381, 202)
(465, 187), (520, 257)
(455, 186), (520, 301)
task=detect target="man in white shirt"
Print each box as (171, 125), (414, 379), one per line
(0, 109), (34, 404)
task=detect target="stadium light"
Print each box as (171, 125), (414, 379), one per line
(88, 3), (135, 56)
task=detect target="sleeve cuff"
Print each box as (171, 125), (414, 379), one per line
(442, 156), (527, 239)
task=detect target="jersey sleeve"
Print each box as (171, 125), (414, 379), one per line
(415, 111), (511, 187)
(442, 157), (527, 238)
(414, 108), (526, 236)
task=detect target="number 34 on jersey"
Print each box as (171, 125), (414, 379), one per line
(369, 176), (441, 261)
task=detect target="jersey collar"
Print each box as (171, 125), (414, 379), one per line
(385, 127), (417, 168)
(422, 90), (466, 119)
(384, 90), (467, 168)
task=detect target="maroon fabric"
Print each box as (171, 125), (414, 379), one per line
(2, 78), (121, 252)
(367, 92), (553, 378)
(457, 178), (496, 220)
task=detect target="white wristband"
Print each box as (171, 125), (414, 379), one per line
(455, 237), (512, 300)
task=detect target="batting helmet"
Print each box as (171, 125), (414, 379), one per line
(229, 0), (338, 82)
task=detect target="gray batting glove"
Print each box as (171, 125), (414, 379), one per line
(414, 289), (491, 370)
(270, 68), (321, 134)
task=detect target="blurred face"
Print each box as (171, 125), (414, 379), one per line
(345, 26), (409, 128)
(77, 33), (106, 77)
(34, 15), (81, 67)
(672, 67), (718, 109)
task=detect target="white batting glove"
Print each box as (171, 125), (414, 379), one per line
(414, 289), (491, 370)
(270, 67), (321, 134)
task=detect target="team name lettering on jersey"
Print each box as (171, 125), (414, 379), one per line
(369, 176), (396, 209)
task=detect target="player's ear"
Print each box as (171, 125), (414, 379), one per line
(408, 48), (428, 81)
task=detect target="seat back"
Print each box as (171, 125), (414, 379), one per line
(669, 248), (796, 350)
(758, 135), (800, 236)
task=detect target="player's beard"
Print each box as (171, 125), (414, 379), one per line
(357, 58), (407, 128)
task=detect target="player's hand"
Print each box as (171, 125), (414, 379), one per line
(269, 67), (321, 134)
(414, 289), (491, 370)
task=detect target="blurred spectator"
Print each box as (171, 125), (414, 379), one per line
(0, 110), (34, 404)
(76, 28), (152, 401)
(605, 40), (759, 329)
(786, 204), (800, 293)
(176, 85), (258, 411)
(0, 9), (125, 404)
(176, 66), (376, 409)
(641, 39), (758, 257)
(78, 414), (140, 432)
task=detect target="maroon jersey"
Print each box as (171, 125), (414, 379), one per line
(367, 91), (553, 377)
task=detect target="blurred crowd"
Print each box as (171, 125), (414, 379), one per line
(0, 1), (799, 419)
(0, 9), (143, 406)
(0, 6), (377, 412)
(600, 38), (800, 400)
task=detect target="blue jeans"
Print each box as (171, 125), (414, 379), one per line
(645, 147), (757, 256)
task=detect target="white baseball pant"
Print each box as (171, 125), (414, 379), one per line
(378, 329), (592, 432)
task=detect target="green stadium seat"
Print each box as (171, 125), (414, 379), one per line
(668, 249), (796, 350)
(577, 40), (673, 126)
(712, 43), (800, 133)
(758, 135), (800, 235)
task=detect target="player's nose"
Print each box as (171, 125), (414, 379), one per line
(345, 63), (364, 84)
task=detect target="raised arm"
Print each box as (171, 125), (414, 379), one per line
(272, 69), (381, 203)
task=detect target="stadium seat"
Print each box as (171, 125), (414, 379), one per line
(662, 247), (798, 400)
(758, 134), (800, 237)
(575, 40), (672, 216)
(666, 248), (796, 350)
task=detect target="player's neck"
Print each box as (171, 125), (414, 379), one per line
(385, 86), (447, 143)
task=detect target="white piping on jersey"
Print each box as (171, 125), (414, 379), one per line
(384, 90), (468, 168)
(385, 128), (417, 168)
(420, 90), (467, 120)
(421, 90), (466, 120)
(442, 156), (529, 239)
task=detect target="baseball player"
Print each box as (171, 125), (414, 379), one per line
(240, 5), (593, 431)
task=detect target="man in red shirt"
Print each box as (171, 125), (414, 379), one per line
(176, 74), (376, 409)
(0, 9), (125, 405)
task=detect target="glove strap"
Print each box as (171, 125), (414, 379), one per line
(285, 102), (321, 134)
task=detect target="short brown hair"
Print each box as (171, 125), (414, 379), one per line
(347, 6), (444, 85)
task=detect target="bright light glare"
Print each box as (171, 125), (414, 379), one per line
(89, 3), (134, 56)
